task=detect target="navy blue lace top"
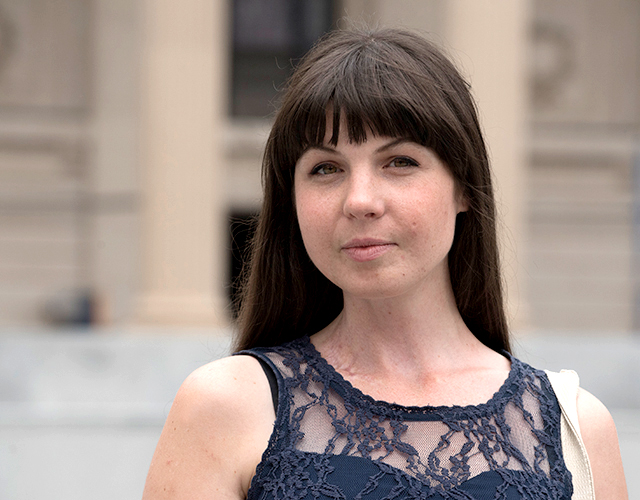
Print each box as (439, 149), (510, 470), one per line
(238, 336), (572, 499)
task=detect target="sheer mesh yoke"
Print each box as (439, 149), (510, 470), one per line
(238, 337), (572, 500)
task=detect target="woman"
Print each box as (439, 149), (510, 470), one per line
(142, 28), (627, 499)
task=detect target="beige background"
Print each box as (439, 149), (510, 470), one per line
(0, 1), (638, 498)
(0, 0), (637, 333)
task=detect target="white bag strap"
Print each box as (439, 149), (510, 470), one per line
(545, 369), (596, 500)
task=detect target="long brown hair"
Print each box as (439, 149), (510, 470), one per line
(234, 28), (510, 353)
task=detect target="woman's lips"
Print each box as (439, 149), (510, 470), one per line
(342, 239), (395, 262)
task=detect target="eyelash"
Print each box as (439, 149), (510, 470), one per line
(310, 163), (341, 175)
(310, 156), (419, 175)
(389, 156), (419, 168)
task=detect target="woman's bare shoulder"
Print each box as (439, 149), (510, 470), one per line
(576, 387), (628, 500)
(177, 354), (273, 412)
(142, 354), (275, 500)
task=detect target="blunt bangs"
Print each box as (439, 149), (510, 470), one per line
(273, 29), (473, 178)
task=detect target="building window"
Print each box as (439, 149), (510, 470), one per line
(231, 0), (335, 117)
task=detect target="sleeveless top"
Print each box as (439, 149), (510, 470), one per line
(238, 336), (573, 500)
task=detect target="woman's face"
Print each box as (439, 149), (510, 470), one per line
(294, 124), (467, 302)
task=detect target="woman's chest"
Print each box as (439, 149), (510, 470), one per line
(247, 450), (572, 500)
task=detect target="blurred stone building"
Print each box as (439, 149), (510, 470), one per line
(1, 3), (639, 499)
(0, 0), (638, 333)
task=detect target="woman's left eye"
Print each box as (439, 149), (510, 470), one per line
(311, 163), (340, 175)
(388, 156), (418, 168)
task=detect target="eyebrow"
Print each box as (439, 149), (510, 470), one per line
(302, 137), (414, 156)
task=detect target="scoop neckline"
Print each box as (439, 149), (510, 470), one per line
(297, 335), (517, 417)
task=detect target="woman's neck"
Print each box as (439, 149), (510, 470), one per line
(312, 280), (482, 377)
(309, 285), (510, 406)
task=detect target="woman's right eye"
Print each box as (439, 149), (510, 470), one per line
(311, 163), (340, 175)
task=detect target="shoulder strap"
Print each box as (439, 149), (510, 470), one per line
(255, 355), (279, 413)
(545, 369), (596, 500)
(235, 351), (280, 414)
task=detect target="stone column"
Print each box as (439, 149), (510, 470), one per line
(443, 0), (531, 329)
(134, 0), (229, 325)
(91, 0), (140, 324)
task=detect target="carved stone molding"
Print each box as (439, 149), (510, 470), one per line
(530, 21), (574, 112)
(0, 136), (86, 182)
(530, 0), (640, 126)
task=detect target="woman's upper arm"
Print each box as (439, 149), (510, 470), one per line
(576, 387), (628, 500)
(142, 355), (276, 500)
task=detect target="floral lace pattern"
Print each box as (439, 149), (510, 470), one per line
(239, 337), (572, 499)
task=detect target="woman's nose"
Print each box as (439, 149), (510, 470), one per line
(342, 171), (385, 219)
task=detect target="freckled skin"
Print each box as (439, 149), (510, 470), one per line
(141, 356), (275, 499)
(294, 129), (466, 302)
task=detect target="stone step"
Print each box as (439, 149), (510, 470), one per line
(528, 249), (631, 277)
(0, 265), (80, 288)
(0, 213), (81, 240)
(527, 222), (631, 253)
(0, 238), (77, 267)
(529, 275), (632, 305)
(530, 199), (631, 222)
(528, 300), (633, 331)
